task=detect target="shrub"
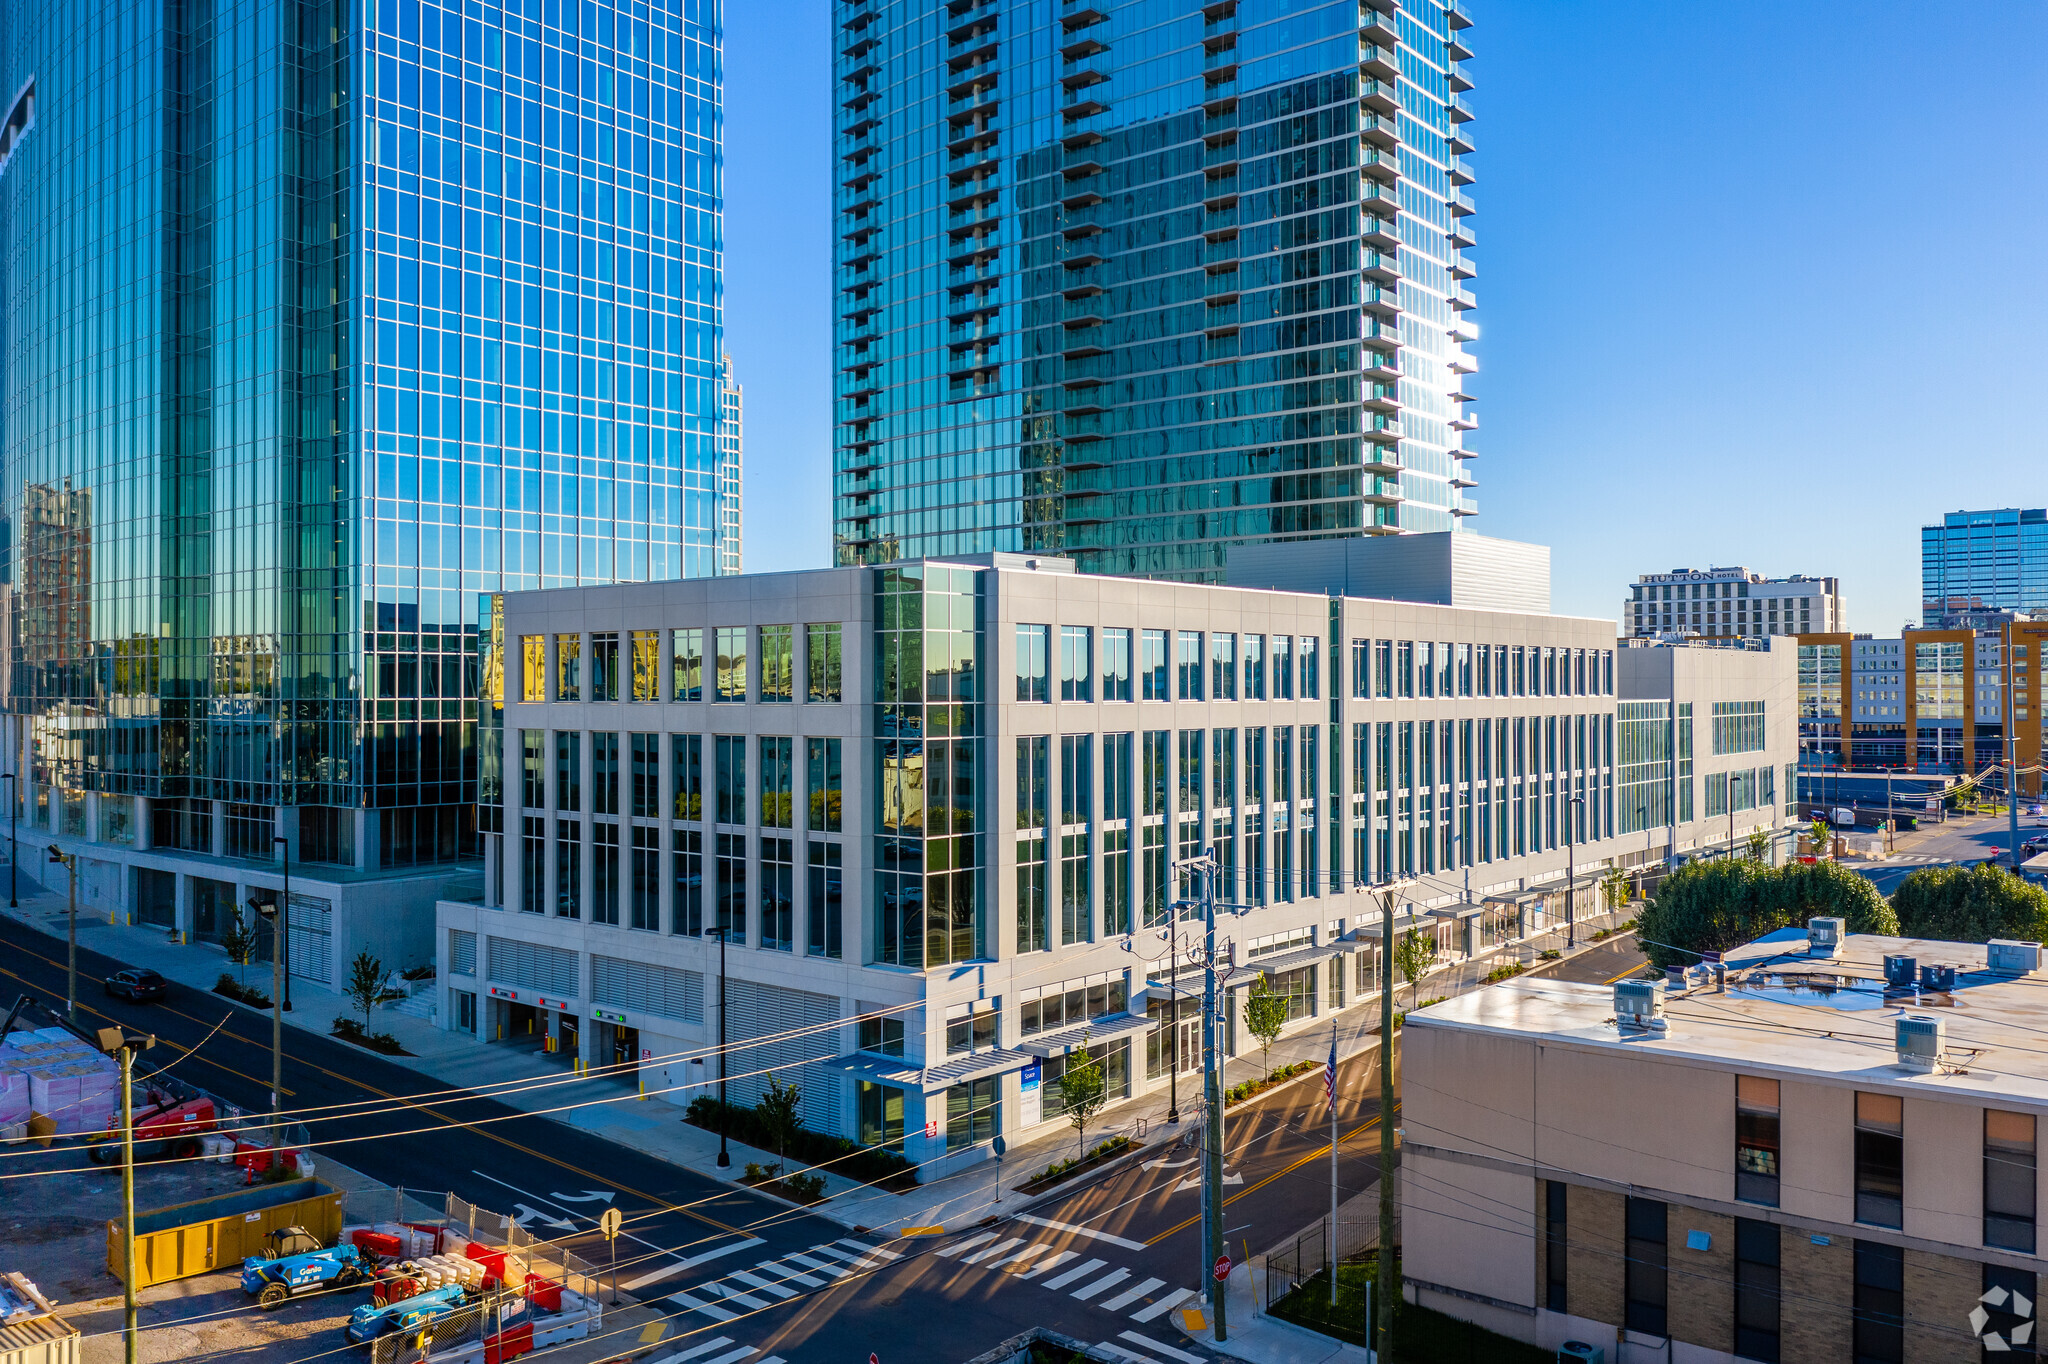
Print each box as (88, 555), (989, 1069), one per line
(332, 1015), (366, 1040)
(743, 1161), (781, 1181)
(1538, 948), (1562, 961)
(686, 1096), (915, 1187)
(782, 1173), (826, 1201)
(1892, 863), (2048, 945)
(214, 974), (272, 1009)
(1635, 857), (1897, 971)
(1483, 962), (1527, 984)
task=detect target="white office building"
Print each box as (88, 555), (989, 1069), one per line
(1626, 568), (1843, 640)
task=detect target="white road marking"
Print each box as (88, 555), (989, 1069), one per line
(1093, 1340), (1162, 1364)
(1071, 1268), (1132, 1301)
(727, 1270), (796, 1299)
(1129, 1288), (1195, 1323)
(665, 1293), (737, 1322)
(1173, 1171), (1242, 1192)
(935, 1232), (1001, 1258)
(959, 1237), (1026, 1265)
(782, 1251), (847, 1278)
(755, 1260), (825, 1288)
(701, 1348), (759, 1364)
(987, 1244), (1054, 1270)
(1099, 1277), (1166, 1311)
(701, 1281), (770, 1310)
(841, 1238), (902, 1261)
(1120, 1331), (1206, 1364)
(1014, 1250), (1078, 1279)
(661, 1338), (734, 1363)
(1043, 1257), (1107, 1290)
(620, 1237), (769, 1291)
(1015, 1214), (1149, 1251)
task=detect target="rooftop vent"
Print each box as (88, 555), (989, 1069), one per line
(1807, 917), (1844, 956)
(1988, 940), (2043, 976)
(1896, 1014), (1945, 1072)
(1883, 954), (1918, 989)
(1614, 980), (1667, 1032)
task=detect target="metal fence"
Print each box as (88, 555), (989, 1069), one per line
(368, 1286), (521, 1364)
(1261, 1184), (1394, 1310)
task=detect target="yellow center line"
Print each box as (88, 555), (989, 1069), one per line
(1145, 1110), (1393, 1247)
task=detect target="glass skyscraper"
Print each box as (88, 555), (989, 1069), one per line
(832, 0), (1475, 579)
(1922, 508), (2048, 626)
(0, 0), (726, 927)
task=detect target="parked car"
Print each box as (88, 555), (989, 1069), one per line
(242, 1232), (378, 1309)
(344, 1283), (469, 1343)
(2020, 836), (2048, 862)
(103, 968), (168, 1002)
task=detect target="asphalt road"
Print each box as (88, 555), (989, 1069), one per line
(1, 915), (1413, 1364)
(1524, 933), (1650, 986)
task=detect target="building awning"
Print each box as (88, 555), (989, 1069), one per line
(1020, 1011), (1157, 1058)
(1233, 940), (1356, 979)
(816, 1047), (1036, 1094)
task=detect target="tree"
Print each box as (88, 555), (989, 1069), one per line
(1243, 974), (1289, 1073)
(1393, 926), (1441, 1009)
(221, 912), (261, 989)
(1808, 816), (1833, 858)
(1600, 867), (1631, 913)
(1635, 857), (1898, 971)
(1892, 863), (2048, 945)
(1746, 830), (1771, 864)
(1055, 1032), (1109, 1160)
(345, 951), (385, 1032)
(755, 1071), (803, 1172)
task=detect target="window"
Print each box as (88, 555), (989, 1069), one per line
(946, 1077), (998, 1152)
(671, 829), (703, 936)
(858, 1081), (904, 1149)
(1350, 638), (1368, 698)
(555, 634), (581, 700)
(759, 737), (794, 829)
(555, 819), (581, 918)
(1040, 1039), (1131, 1118)
(807, 737), (842, 832)
(591, 632), (619, 701)
(1986, 1109), (2037, 1252)
(1851, 1241), (1903, 1364)
(807, 842), (842, 958)
(715, 736), (747, 825)
(715, 832), (746, 941)
(1457, 642), (1472, 696)
(630, 733), (660, 818)
(521, 731), (546, 809)
(521, 817), (546, 915)
(1060, 625), (1092, 702)
(521, 636), (545, 700)
(1020, 973), (1127, 1034)
(1854, 1091), (1904, 1227)
(858, 1013), (905, 1057)
(1374, 639), (1393, 698)
(1300, 636), (1320, 699)
(1141, 629), (1169, 701)
(1398, 640), (1414, 697)
(806, 623), (842, 702)
(1713, 700), (1767, 755)
(1016, 623), (1050, 702)
(630, 630), (660, 701)
(1544, 1180), (1567, 1312)
(945, 1001), (1000, 1056)
(1018, 736), (1050, 953)
(1213, 632), (1237, 699)
(1734, 1219), (1780, 1363)
(1623, 1197), (1667, 1337)
(1983, 1264), (2037, 1363)
(555, 732), (581, 812)
(760, 835), (794, 951)
(1273, 634), (1294, 699)
(672, 628), (704, 701)
(1177, 631), (1204, 700)
(1244, 634), (1266, 700)
(592, 732), (620, 815)
(630, 827), (660, 930)
(714, 627), (747, 702)
(757, 625), (794, 703)
(672, 734), (702, 820)
(592, 822), (620, 926)
(1736, 1075), (1780, 1205)
(1103, 627), (1133, 702)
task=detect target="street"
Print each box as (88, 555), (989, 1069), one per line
(0, 913), (1414, 1364)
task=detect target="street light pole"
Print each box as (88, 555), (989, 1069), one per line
(274, 837), (293, 1012)
(96, 1025), (153, 1364)
(1197, 857), (1227, 1342)
(49, 846), (77, 1022)
(250, 893), (284, 1133)
(713, 922), (730, 1167)
(1566, 796), (1584, 948)
(1374, 878), (1414, 1364)
(1165, 933), (1180, 1125)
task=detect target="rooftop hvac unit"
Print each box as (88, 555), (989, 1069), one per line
(1897, 1014), (1944, 1072)
(1807, 917), (1845, 955)
(1883, 955), (1918, 988)
(1919, 963), (1957, 993)
(1988, 939), (2043, 976)
(1614, 980), (1667, 1032)
(1557, 1344), (1604, 1364)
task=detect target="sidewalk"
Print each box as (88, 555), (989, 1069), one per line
(1184, 1262), (1376, 1364)
(0, 877), (1633, 1237)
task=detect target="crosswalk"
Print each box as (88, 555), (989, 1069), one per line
(931, 1230), (1197, 1329)
(656, 1237), (903, 1325)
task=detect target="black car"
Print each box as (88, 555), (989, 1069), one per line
(104, 968), (168, 1002)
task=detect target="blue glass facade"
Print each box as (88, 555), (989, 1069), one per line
(832, 0), (1476, 579)
(0, 0), (726, 870)
(1922, 508), (2048, 626)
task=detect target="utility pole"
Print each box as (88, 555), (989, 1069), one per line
(1374, 878), (1414, 1364)
(250, 892), (284, 1135)
(2009, 622), (2022, 868)
(97, 1026), (154, 1364)
(49, 847), (76, 1022)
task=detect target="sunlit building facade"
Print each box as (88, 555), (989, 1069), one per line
(1923, 508), (2048, 627)
(0, 0), (726, 984)
(832, 0), (1478, 580)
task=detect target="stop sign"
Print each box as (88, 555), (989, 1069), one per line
(1213, 1254), (1232, 1282)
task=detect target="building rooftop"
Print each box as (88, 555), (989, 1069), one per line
(1412, 930), (2048, 1109)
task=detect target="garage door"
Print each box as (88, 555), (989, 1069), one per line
(724, 979), (842, 1132)
(288, 894), (332, 987)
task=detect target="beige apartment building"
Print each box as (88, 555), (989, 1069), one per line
(1404, 928), (2047, 1363)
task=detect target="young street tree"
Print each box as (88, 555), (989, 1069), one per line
(221, 913), (260, 989)
(1809, 816), (1833, 858)
(756, 1072), (803, 1173)
(1055, 1032), (1109, 1160)
(345, 951), (385, 1032)
(1394, 925), (1440, 1010)
(1244, 973), (1289, 1074)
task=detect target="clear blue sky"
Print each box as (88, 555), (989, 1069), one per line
(721, 1), (2048, 634)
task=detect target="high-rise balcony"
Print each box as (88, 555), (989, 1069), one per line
(1363, 249), (1399, 284)
(1361, 8), (1397, 45)
(1364, 481), (1403, 505)
(1360, 43), (1397, 81)
(1362, 285), (1400, 319)
(1361, 78), (1399, 116)
(1362, 446), (1402, 476)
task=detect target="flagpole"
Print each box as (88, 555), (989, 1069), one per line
(1328, 1019), (1339, 1306)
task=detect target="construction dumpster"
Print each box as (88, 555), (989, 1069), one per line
(109, 1178), (344, 1289)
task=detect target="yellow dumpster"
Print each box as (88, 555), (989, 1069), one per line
(108, 1178), (343, 1289)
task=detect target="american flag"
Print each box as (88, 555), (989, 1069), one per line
(1324, 1037), (1338, 1106)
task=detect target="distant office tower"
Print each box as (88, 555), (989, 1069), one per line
(1922, 509), (2048, 626)
(1625, 567), (1843, 639)
(0, 0), (726, 979)
(833, 0), (1477, 579)
(717, 355), (745, 575)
